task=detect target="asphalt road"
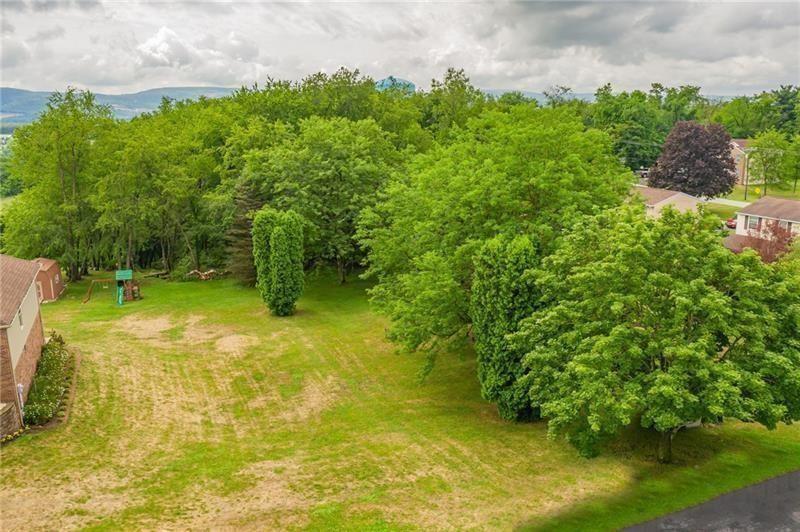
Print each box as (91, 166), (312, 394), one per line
(627, 470), (800, 531)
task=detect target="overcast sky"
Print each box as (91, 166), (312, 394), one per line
(1, 1), (799, 95)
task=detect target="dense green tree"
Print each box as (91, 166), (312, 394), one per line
(422, 68), (486, 139)
(711, 95), (777, 138)
(493, 91), (535, 111)
(649, 84), (707, 123)
(470, 234), (541, 420)
(770, 85), (799, 136)
(513, 207), (800, 462)
(749, 129), (791, 196)
(648, 121), (736, 197)
(588, 84), (670, 170)
(359, 106), (632, 358)
(247, 116), (399, 282)
(5, 88), (113, 280)
(0, 151), (22, 197)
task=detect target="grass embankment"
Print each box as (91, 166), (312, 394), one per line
(1, 275), (798, 530)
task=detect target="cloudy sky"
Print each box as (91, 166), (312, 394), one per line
(1, 0), (798, 95)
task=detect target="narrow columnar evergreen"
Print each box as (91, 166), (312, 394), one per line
(470, 234), (541, 421)
(252, 207), (304, 315)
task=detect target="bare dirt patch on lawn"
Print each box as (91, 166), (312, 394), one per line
(179, 458), (312, 530)
(0, 470), (137, 531)
(279, 375), (345, 423)
(114, 314), (173, 347)
(216, 334), (259, 356)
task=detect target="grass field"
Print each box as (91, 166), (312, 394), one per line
(725, 183), (800, 202)
(1, 274), (799, 530)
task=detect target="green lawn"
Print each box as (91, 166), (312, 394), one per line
(1, 275), (798, 530)
(703, 203), (739, 222)
(725, 183), (800, 202)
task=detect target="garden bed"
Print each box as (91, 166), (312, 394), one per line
(23, 333), (76, 428)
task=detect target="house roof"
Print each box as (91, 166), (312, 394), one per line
(738, 197), (800, 223)
(0, 254), (40, 327)
(731, 139), (751, 151)
(632, 185), (680, 206)
(34, 258), (59, 272)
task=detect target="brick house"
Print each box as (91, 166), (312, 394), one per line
(34, 257), (66, 302)
(1, 254), (46, 437)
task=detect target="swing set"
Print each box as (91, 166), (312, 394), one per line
(82, 269), (141, 305)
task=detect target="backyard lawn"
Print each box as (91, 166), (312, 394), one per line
(1, 275), (799, 530)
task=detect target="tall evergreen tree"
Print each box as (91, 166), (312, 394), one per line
(226, 177), (265, 286)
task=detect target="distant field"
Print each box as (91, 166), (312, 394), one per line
(1, 276), (798, 530)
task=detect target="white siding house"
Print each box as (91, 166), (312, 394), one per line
(734, 197), (800, 238)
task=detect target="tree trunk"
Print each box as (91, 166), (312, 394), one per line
(657, 430), (674, 463)
(126, 230), (133, 270)
(337, 259), (347, 284)
(69, 262), (80, 282)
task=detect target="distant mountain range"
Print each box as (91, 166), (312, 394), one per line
(0, 84), (726, 132)
(0, 85), (593, 132)
(0, 86), (237, 130)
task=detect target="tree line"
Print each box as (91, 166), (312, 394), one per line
(1, 69), (798, 461)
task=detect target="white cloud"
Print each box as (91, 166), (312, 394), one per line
(0, 1), (798, 94)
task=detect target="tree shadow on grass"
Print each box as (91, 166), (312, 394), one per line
(517, 422), (800, 532)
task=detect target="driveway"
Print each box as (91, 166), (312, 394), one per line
(627, 470), (800, 531)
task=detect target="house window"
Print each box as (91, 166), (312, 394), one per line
(747, 216), (760, 230)
(18, 309), (23, 329)
(55, 274), (60, 283)
(779, 220), (789, 230)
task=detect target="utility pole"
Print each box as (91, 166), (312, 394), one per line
(743, 151), (750, 201)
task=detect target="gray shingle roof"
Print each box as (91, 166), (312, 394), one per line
(738, 197), (800, 223)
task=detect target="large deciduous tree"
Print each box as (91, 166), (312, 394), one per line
(6, 88), (113, 280)
(648, 121), (736, 197)
(513, 207), (800, 462)
(749, 129), (791, 196)
(246, 116), (399, 283)
(359, 106), (632, 362)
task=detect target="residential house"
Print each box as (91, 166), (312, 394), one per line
(731, 139), (751, 185)
(0, 254), (46, 437)
(632, 185), (702, 218)
(34, 257), (66, 302)
(724, 197), (800, 253)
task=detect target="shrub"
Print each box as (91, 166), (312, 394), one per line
(23, 333), (71, 426)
